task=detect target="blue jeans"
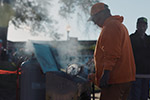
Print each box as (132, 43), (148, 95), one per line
(128, 78), (149, 100)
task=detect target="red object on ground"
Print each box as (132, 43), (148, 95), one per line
(0, 69), (21, 74)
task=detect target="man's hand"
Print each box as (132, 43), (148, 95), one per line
(88, 73), (95, 82)
(99, 70), (110, 88)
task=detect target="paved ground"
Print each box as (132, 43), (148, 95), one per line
(91, 93), (150, 100)
(91, 93), (100, 100)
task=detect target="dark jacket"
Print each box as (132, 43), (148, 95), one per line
(130, 31), (150, 74)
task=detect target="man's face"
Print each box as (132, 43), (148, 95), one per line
(91, 11), (105, 27)
(137, 22), (147, 33)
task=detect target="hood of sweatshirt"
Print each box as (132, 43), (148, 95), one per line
(103, 15), (124, 27)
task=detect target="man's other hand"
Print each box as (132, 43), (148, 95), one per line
(99, 70), (110, 88)
(88, 73), (95, 82)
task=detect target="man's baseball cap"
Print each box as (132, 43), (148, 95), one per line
(137, 17), (147, 24)
(88, 3), (108, 21)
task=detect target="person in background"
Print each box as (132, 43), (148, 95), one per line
(128, 17), (150, 100)
(87, 2), (136, 100)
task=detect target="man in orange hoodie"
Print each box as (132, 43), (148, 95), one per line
(88, 2), (136, 100)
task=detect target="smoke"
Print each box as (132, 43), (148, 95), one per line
(21, 39), (83, 69)
(48, 39), (79, 68)
(9, 0), (96, 70)
(24, 40), (34, 56)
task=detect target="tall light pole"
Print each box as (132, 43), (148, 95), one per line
(66, 25), (71, 40)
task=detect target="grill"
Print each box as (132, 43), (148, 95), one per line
(20, 43), (95, 100)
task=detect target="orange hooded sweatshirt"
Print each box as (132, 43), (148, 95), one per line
(94, 15), (136, 86)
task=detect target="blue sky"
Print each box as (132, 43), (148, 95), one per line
(7, 0), (150, 41)
(103, 0), (150, 35)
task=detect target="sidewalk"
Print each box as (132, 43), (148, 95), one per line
(91, 92), (100, 100)
(91, 93), (150, 100)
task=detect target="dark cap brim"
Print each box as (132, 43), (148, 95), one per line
(87, 16), (94, 21)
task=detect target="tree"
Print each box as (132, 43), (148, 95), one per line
(58, 0), (101, 39)
(0, 0), (59, 49)
(58, 0), (100, 19)
(0, 0), (15, 49)
(11, 0), (58, 37)
(0, 0), (101, 49)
